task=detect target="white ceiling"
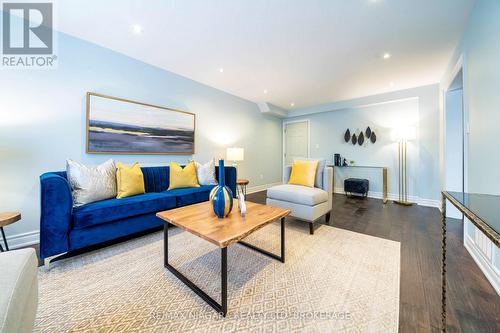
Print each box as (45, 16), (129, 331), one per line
(55, 0), (476, 110)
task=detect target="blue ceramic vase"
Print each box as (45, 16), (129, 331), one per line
(209, 160), (233, 218)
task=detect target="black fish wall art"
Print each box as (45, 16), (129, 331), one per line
(344, 129), (351, 142)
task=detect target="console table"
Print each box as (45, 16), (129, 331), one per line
(328, 165), (388, 204)
(440, 191), (500, 332)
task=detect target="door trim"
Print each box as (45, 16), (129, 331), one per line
(282, 119), (310, 180)
(443, 53), (469, 194)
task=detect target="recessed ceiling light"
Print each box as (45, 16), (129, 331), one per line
(219, 68), (224, 73)
(290, 102), (295, 107)
(132, 24), (143, 35)
(263, 89), (268, 94)
(382, 52), (391, 60)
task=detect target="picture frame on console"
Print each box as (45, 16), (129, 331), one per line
(86, 92), (196, 155)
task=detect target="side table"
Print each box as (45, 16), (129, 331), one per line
(237, 179), (249, 198)
(0, 212), (21, 252)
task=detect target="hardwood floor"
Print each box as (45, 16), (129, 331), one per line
(246, 191), (499, 333)
(27, 192), (499, 332)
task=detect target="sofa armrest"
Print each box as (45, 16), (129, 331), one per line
(39, 173), (73, 260)
(283, 166), (292, 183)
(215, 166), (237, 198)
(322, 167), (333, 196)
(0, 248), (38, 333)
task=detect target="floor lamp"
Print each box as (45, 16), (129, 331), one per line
(392, 126), (416, 206)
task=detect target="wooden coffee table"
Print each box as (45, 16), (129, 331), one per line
(156, 201), (290, 317)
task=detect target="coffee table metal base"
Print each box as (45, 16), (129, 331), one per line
(163, 217), (285, 317)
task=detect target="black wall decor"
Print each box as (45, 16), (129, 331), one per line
(343, 127), (377, 146)
(344, 129), (351, 142)
(358, 132), (364, 145)
(365, 126), (372, 138)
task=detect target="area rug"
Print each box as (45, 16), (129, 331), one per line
(35, 220), (400, 332)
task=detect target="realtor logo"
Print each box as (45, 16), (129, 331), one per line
(2, 1), (57, 68)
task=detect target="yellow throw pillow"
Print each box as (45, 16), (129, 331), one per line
(116, 162), (145, 198)
(288, 160), (319, 187)
(168, 161), (200, 190)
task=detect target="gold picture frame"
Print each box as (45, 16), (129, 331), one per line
(86, 92), (196, 155)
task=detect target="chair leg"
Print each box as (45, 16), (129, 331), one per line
(309, 223), (314, 235)
(325, 212), (331, 224)
(0, 227), (8, 251)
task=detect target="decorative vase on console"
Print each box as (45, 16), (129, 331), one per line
(209, 159), (234, 218)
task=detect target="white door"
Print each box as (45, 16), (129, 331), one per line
(284, 121), (309, 166)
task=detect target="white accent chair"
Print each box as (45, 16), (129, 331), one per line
(0, 248), (38, 333)
(267, 166), (333, 234)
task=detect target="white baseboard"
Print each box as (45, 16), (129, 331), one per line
(333, 187), (441, 209)
(4, 230), (40, 250)
(417, 198), (442, 209)
(246, 182), (282, 195)
(464, 234), (500, 295)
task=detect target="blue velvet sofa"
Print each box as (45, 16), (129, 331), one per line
(39, 165), (236, 262)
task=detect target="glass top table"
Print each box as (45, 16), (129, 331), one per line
(444, 191), (500, 245)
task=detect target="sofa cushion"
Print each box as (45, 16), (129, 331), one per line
(167, 185), (215, 207)
(267, 184), (328, 206)
(73, 192), (176, 229)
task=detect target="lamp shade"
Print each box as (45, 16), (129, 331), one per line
(226, 147), (244, 161)
(391, 126), (416, 142)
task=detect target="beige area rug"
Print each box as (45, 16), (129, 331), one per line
(35, 220), (400, 332)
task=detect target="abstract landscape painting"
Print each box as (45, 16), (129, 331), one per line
(86, 93), (195, 154)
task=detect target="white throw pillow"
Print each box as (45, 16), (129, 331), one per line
(66, 159), (117, 206)
(194, 159), (218, 185)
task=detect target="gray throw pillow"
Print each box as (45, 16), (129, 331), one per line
(66, 159), (117, 206)
(301, 158), (326, 188)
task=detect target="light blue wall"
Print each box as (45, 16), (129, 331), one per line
(444, 89), (464, 218)
(286, 84), (441, 204)
(442, 0), (500, 194)
(287, 99), (418, 198)
(0, 28), (282, 243)
(441, 0), (500, 293)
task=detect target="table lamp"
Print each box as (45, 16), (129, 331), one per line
(391, 126), (416, 206)
(226, 147), (244, 183)
(226, 147), (244, 167)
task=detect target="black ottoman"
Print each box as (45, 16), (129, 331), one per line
(344, 178), (369, 197)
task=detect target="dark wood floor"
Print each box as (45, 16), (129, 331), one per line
(28, 192), (499, 332)
(246, 191), (499, 333)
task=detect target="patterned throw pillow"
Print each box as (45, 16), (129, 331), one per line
(194, 159), (218, 185)
(66, 159), (117, 206)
